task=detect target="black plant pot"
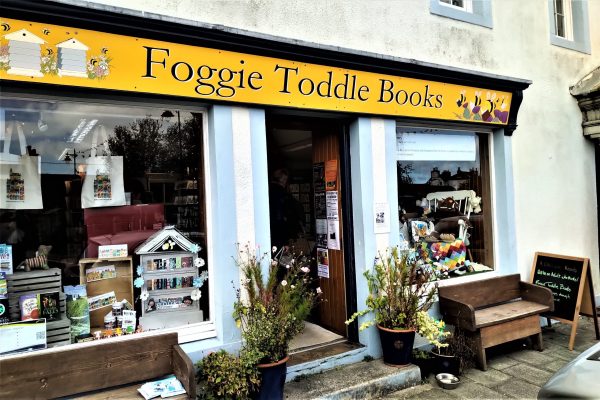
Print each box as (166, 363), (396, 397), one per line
(412, 356), (434, 379)
(254, 356), (288, 400)
(377, 325), (416, 366)
(431, 351), (460, 376)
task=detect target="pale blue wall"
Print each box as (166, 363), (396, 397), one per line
(349, 117), (380, 357)
(492, 129), (518, 274)
(182, 106), (273, 362)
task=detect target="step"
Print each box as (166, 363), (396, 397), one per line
(284, 359), (421, 400)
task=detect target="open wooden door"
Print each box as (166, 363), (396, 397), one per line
(312, 131), (347, 335)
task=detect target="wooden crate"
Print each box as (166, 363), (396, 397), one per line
(6, 268), (71, 347)
(6, 268), (64, 321)
(79, 257), (133, 329)
(47, 318), (71, 348)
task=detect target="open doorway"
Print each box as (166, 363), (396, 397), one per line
(266, 113), (355, 357)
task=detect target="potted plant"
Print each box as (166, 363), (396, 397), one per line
(233, 244), (321, 400)
(197, 349), (260, 400)
(430, 327), (476, 376)
(346, 247), (442, 366)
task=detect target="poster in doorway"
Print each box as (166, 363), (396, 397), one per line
(327, 219), (340, 250)
(315, 192), (326, 219)
(317, 247), (330, 278)
(313, 162), (325, 192)
(325, 160), (338, 191)
(316, 219), (328, 247)
(326, 191), (339, 220)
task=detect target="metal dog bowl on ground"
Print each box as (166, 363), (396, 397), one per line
(435, 373), (461, 389)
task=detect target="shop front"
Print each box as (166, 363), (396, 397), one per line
(0, 0), (530, 391)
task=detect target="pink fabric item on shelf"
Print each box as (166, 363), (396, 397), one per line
(84, 204), (164, 258)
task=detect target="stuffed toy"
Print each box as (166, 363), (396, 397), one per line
(17, 245), (52, 272)
(469, 195), (482, 214)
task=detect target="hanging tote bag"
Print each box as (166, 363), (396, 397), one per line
(81, 125), (126, 208)
(0, 121), (43, 210)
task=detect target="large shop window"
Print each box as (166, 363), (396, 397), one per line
(396, 126), (493, 280)
(0, 95), (210, 354)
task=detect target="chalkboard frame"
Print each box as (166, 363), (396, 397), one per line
(530, 252), (598, 350)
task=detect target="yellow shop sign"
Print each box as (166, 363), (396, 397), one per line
(0, 18), (512, 124)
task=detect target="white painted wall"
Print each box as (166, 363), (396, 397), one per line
(57, 0), (600, 294)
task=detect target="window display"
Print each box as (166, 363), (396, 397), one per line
(0, 95), (209, 352)
(396, 126), (493, 279)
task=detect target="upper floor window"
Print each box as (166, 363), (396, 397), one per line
(548, 0), (591, 54)
(440, 0), (473, 13)
(553, 0), (573, 40)
(430, 0), (492, 29)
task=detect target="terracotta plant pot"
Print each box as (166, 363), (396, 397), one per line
(431, 350), (460, 376)
(254, 355), (289, 400)
(377, 325), (416, 366)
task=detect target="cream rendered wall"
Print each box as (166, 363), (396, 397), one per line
(60, 0), (600, 294)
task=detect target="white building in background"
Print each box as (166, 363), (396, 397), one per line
(1, 0), (598, 381)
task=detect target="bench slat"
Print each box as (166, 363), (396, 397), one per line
(474, 300), (550, 328)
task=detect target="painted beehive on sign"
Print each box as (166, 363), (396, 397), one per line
(4, 29), (45, 77)
(57, 38), (88, 78)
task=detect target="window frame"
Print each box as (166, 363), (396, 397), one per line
(429, 0), (493, 29)
(0, 91), (217, 346)
(547, 0), (591, 54)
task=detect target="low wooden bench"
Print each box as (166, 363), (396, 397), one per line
(438, 273), (554, 370)
(0, 332), (196, 399)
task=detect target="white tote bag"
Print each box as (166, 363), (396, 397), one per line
(81, 125), (126, 208)
(0, 121), (43, 210)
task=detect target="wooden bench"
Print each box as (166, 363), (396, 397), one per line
(0, 332), (196, 399)
(438, 273), (554, 370)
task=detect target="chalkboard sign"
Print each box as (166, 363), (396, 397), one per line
(531, 254), (585, 321)
(530, 252), (599, 350)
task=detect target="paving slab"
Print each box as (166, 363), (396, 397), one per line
(502, 363), (553, 387)
(384, 383), (437, 399)
(541, 359), (569, 373)
(462, 367), (511, 387)
(506, 349), (554, 366)
(493, 378), (540, 400)
(485, 355), (519, 370)
(439, 379), (505, 399)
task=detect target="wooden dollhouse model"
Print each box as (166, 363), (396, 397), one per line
(135, 226), (204, 330)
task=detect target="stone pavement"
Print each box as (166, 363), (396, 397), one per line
(383, 316), (600, 400)
(284, 316), (599, 399)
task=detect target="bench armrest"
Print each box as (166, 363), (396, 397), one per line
(173, 345), (196, 399)
(520, 282), (554, 312)
(438, 296), (476, 331)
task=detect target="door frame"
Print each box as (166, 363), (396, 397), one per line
(339, 123), (358, 343)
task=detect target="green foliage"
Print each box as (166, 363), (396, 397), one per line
(197, 350), (260, 400)
(412, 349), (432, 360)
(346, 247), (444, 346)
(434, 328), (476, 374)
(233, 244), (321, 364)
